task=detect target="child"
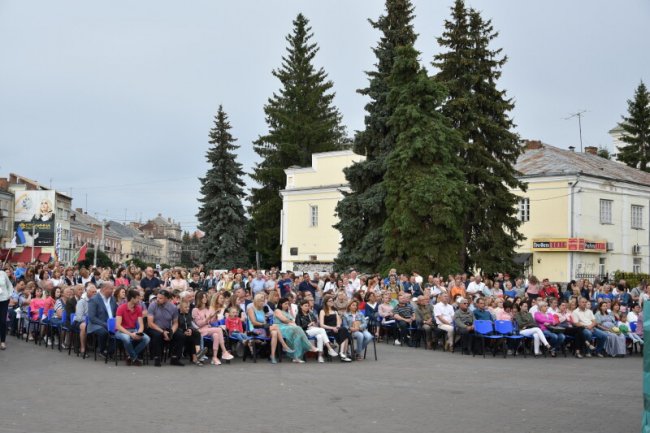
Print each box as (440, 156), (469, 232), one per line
(225, 307), (244, 334)
(225, 307), (250, 355)
(618, 312), (643, 345)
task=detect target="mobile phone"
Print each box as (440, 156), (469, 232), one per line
(136, 332), (144, 336)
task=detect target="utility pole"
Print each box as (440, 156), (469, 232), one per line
(30, 224), (35, 263)
(565, 110), (588, 153)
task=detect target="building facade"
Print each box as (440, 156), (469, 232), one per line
(280, 143), (650, 282)
(138, 214), (182, 265)
(70, 209), (123, 264)
(279, 150), (365, 272)
(513, 140), (650, 282)
(109, 220), (162, 265)
(0, 180), (14, 250)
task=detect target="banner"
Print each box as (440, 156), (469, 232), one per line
(13, 191), (56, 247)
(532, 238), (606, 253)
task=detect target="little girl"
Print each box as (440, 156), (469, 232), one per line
(618, 312), (643, 345)
(225, 307), (244, 335)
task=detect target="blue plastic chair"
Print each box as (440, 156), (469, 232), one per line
(504, 290), (517, 299)
(25, 307), (44, 344)
(494, 320), (525, 358)
(106, 317), (121, 365)
(631, 322), (638, 333)
(473, 320), (502, 358)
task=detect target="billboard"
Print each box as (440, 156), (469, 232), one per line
(14, 190), (56, 247)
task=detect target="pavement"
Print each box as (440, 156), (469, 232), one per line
(0, 338), (642, 433)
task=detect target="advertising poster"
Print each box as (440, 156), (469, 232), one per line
(13, 190), (56, 247)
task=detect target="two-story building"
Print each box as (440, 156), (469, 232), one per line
(279, 150), (365, 272)
(279, 142), (650, 282)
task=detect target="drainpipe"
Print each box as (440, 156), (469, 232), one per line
(569, 174), (581, 280)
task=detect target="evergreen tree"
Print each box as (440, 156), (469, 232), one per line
(197, 105), (248, 269)
(383, 45), (467, 274)
(250, 13), (347, 268)
(335, 0), (417, 272)
(617, 81), (650, 171)
(597, 145), (612, 160)
(433, 0), (526, 274)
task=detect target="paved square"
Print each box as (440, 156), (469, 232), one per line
(0, 340), (641, 433)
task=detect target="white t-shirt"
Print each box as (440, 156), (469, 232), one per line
(350, 278), (361, 293)
(572, 308), (595, 327)
(433, 302), (455, 326)
(466, 282), (485, 295)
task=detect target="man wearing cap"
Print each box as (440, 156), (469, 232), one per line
(454, 298), (476, 355)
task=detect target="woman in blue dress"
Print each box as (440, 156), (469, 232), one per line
(273, 297), (317, 363)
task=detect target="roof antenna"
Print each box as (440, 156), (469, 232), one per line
(564, 110), (588, 153)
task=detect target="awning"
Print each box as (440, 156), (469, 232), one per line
(38, 253), (52, 263)
(513, 253), (533, 265)
(8, 247), (42, 264)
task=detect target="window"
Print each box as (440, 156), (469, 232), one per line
(309, 205), (318, 227)
(599, 257), (606, 277)
(517, 198), (530, 222)
(632, 205), (644, 229)
(600, 199), (612, 224)
(634, 258), (642, 274)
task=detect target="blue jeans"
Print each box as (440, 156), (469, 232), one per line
(542, 330), (565, 350)
(115, 329), (150, 360)
(351, 330), (373, 355)
(582, 328), (607, 354)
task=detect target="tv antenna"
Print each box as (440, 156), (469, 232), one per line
(564, 110), (588, 152)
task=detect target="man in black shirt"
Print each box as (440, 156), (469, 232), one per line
(139, 266), (161, 301)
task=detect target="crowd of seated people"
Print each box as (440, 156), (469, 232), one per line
(0, 261), (645, 365)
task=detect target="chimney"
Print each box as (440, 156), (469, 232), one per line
(0, 178), (8, 191)
(569, 146), (575, 152)
(524, 140), (543, 150)
(584, 146), (597, 155)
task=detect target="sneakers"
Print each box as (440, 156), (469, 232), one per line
(394, 340), (401, 346)
(596, 352), (604, 358)
(210, 358), (221, 366)
(340, 355), (352, 362)
(327, 348), (339, 357)
(585, 352), (592, 358)
(133, 359), (143, 366)
(318, 355), (325, 363)
(222, 352), (234, 361)
(292, 358), (305, 363)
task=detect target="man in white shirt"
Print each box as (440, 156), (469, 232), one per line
(466, 275), (485, 297)
(349, 271), (361, 293)
(571, 297), (607, 357)
(433, 293), (455, 351)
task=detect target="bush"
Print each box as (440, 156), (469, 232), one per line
(614, 270), (650, 289)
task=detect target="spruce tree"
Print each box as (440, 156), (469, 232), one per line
(383, 45), (467, 274)
(335, 0), (416, 272)
(197, 105), (248, 269)
(250, 13), (347, 268)
(433, 0), (526, 274)
(617, 81), (650, 171)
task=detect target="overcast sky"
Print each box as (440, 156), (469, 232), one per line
(1, 0), (648, 232)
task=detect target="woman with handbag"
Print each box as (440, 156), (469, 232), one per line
(514, 302), (551, 357)
(533, 301), (565, 357)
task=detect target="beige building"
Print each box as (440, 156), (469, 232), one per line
(280, 150), (365, 272)
(109, 220), (163, 264)
(280, 142), (650, 282)
(513, 140), (650, 281)
(138, 214), (182, 265)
